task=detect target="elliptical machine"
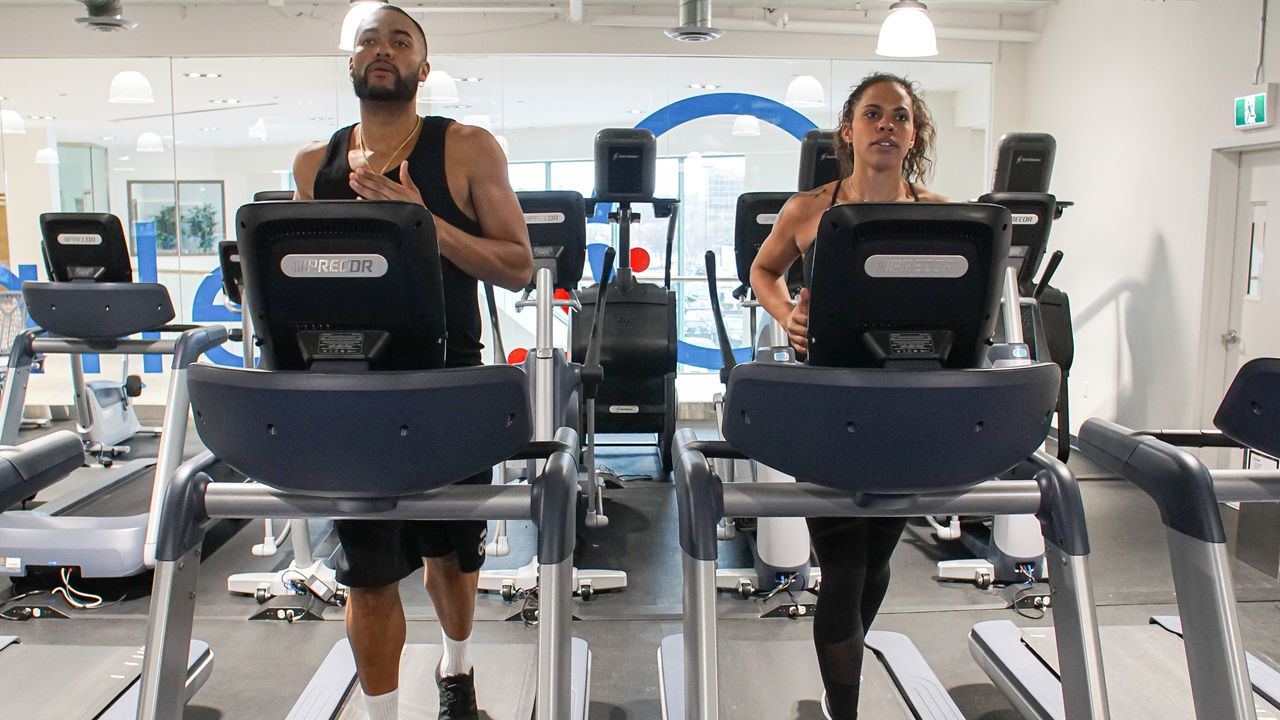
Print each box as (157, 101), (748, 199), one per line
(706, 133), (837, 600)
(478, 190), (627, 601)
(932, 132), (1076, 587)
(571, 128), (680, 475)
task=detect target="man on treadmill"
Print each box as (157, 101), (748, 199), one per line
(291, 6), (533, 720)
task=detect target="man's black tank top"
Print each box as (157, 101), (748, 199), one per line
(312, 116), (484, 367)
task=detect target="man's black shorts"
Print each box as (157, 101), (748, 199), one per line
(333, 468), (492, 588)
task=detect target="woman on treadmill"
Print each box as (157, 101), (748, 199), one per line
(750, 72), (945, 720)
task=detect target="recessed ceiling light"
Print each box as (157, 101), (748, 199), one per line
(200, 127), (219, 132)
(459, 77), (483, 83)
(29, 115), (55, 120)
(184, 72), (222, 79)
(445, 104), (472, 110)
(101, 136), (116, 141)
(210, 99), (240, 105)
(118, 155), (130, 160)
(688, 83), (721, 91)
(309, 116), (334, 122)
(113, 167), (136, 172)
(627, 109), (645, 115)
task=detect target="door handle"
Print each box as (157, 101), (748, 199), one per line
(1222, 328), (1242, 347)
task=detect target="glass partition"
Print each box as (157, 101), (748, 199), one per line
(1, 53), (993, 395)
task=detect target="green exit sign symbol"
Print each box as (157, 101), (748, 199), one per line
(1236, 88), (1276, 130)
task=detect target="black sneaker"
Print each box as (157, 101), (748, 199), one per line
(436, 667), (479, 720)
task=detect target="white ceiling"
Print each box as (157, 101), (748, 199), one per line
(0, 0), (1057, 11)
(0, 54), (991, 152)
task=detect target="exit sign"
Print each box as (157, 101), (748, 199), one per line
(1236, 86), (1277, 130)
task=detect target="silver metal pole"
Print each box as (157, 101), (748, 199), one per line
(135, 545), (202, 720)
(720, 480), (1044, 519)
(0, 356), (33, 445)
(1209, 469), (1280, 502)
(535, 558), (574, 720)
(70, 354), (93, 434)
(142, 367), (192, 567)
(1001, 266), (1024, 346)
(682, 554), (719, 720)
(1165, 529), (1257, 719)
(534, 266), (555, 444)
(1044, 545), (1110, 720)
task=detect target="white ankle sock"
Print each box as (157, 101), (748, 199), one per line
(439, 628), (473, 677)
(363, 688), (398, 720)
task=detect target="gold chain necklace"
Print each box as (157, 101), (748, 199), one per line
(357, 115), (422, 175)
(840, 176), (908, 203)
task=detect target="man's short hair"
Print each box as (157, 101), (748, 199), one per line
(367, 4), (428, 57)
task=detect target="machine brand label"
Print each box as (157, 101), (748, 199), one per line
(317, 333), (364, 356)
(608, 405), (640, 414)
(1015, 156), (1042, 164)
(864, 255), (969, 278)
(1011, 213), (1040, 225)
(889, 333), (935, 355)
(281, 254), (388, 278)
(756, 213), (779, 225)
(57, 233), (103, 245)
(523, 212), (566, 225)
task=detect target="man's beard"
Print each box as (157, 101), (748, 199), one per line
(352, 66), (418, 103)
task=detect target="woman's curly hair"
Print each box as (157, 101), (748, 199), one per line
(833, 72), (936, 185)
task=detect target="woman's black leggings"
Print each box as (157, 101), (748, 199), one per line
(806, 515), (908, 720)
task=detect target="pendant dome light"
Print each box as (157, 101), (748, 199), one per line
(339, 1), (386, 52)
(108, 71), (155, 103)
(785, 76), (826, 109)
(876, 1), (938, 58)
(419, 71), (460, 104)
(731, 115), (761, 136)
(0, 110), (26, 135)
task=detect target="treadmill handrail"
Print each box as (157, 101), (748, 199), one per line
(672, 426), (1110, 720)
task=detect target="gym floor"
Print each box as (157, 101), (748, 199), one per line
(6, 422), (1280, 719)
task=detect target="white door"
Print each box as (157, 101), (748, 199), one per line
(1223, 149), (1280, 393)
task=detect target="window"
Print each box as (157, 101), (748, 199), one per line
(127, 180), (226, 255)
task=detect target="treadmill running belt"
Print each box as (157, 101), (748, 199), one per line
(1022, 625), (1280, 719)
(334, 644), (537, 719)
(714, 637), (914, 719)
(63, 469), (154, 517)
(0, 644), (142, 719)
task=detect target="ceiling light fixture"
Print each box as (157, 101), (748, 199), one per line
(0, 110), (26, 135)
(248, 118), (268, 140)
(339, 1), (387, 51)
(29, 115), (55, 121)
(35, 148), (60, 165)
(460, 77), (483, 83)
(200, 127), (219, 132)
(210, 99), (241, 105)
(784, 75), (826, 108)
(136, 132), (164, 153)
(184, 72), (222, 79)
(108, 70), (155, 104)
(420, 71), (460, 104)
(876, 0), (938, 57)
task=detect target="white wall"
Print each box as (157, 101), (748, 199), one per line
(1013, 0), (1276, 430)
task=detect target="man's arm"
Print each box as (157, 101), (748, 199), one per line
(436, 126), (533, 291)
(291, 141), (328, 200)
